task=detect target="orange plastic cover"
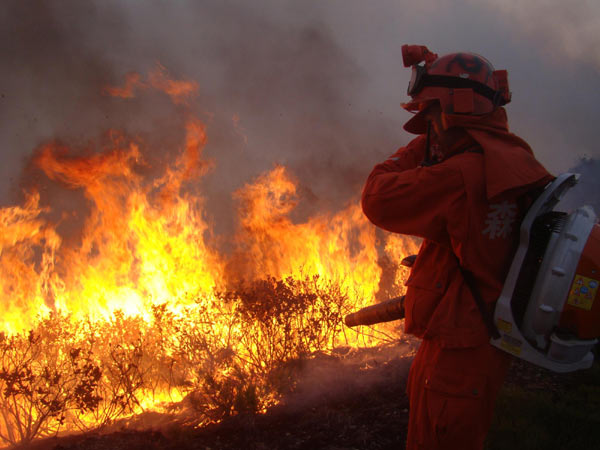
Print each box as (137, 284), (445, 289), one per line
(560, 224), (600, 339)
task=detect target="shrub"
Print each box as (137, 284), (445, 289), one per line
(0, 276), (398, 445)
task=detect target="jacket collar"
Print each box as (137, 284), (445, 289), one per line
(440, 108), (554, 199)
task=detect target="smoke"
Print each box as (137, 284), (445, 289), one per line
(474, 0), (600, 70)
(277, 341), (416, 413)
(464, 0), (600, 174)
(559, 157), (600, 214)
(0, 1), (402, 239)
(0, 2), (115, 200)
(1, 0), (599, 230)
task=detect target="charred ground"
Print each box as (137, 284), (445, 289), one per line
(23, 346), (600, 450)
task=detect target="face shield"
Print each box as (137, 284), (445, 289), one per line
(407, 64), (428, 97)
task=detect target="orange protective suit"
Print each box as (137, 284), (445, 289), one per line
(361, 107), (553, 449)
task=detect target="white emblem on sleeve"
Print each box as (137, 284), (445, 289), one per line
(482, 201), (517, 239)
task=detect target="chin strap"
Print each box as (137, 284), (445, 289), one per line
(421, 124), (482, 167)
(420, 121), (437, 167)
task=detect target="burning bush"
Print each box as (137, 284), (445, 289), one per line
(0, 315), (101, 445)
(0, 276), (404, 446)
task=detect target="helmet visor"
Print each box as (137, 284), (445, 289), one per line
(407, 64), (427, 96)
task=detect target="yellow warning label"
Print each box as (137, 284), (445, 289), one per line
(567, 275), (599, 311)
(500, 335), (522, 356)
(496, 319), (512, 333)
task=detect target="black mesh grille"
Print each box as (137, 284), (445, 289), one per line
(511, 211), (568, 328)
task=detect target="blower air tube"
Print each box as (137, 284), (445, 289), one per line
(344, 296), (405, 327)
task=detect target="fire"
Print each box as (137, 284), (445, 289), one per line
(12, 122), (222, 326)
(384, 233), (422, 288)
(0, 190), (56, 332)
(103, 63), (199, 104)
(0, 67), (417, 446)
(230, 165), (380, 304)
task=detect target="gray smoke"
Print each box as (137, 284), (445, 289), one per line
(1, 0), (599, 232)
(472, 0), (600, 71)
(560, 157), (600, 214)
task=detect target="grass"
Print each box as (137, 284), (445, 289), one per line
(486, 361), (600, 450)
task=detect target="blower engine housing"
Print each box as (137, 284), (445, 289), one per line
(492, 173), (600, 372)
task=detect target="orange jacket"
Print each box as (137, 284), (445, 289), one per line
(362, 108), (553, 348)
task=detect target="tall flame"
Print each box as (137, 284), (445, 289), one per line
(16, 120), (223, 326)
(231, 165), (381, 303)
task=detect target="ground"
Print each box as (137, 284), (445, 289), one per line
(22, 342), (600, 450)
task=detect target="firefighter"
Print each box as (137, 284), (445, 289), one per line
(361, 46), (554, 450)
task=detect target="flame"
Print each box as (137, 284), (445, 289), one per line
(103, 63), (199, 104)
(384, 233), (422, 289)
(0, 191), (56, 333)
(147, 63), (200, 105)
(24, 125), (222, 324)
(103, 72), (142, 99)
(231, 165), (380, 306)
(0, 67), (418, 445)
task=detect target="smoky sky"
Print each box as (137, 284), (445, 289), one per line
(1, 0), (599, 228)
(561, 158), (600, 213)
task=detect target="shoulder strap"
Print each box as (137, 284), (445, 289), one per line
(458, 265), (501, 340)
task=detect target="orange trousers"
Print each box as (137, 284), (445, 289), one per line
(406, 339), (510, 450)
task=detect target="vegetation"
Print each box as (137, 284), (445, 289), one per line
(0, 276), (391, 447)
(486, 360), (600, 450)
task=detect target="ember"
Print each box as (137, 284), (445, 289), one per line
(0, 67), (417, 446)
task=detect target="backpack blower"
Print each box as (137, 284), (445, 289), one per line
(345, 173), (600, 373)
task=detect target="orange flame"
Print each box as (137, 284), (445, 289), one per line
(103, 72), (143, 98)
(103, 63), (199, 104)
(148, 63), (199, 104)
(231, 165), (381, 304)
(34, 130), (219, 323)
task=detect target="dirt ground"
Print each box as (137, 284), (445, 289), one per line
(22, 340), (584, 450)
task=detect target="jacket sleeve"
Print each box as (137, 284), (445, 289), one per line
(361, 136), (465, 243)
